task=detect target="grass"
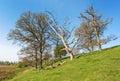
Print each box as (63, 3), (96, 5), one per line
(8, 46), (120, 81)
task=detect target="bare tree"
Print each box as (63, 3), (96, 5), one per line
(8, 11), (51, 69)
(45, 12), (74, 60)
(80, 6), (112, 51)
(75, 20), (96, 52)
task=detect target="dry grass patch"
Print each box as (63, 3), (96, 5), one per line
(0, 66), (16, 81)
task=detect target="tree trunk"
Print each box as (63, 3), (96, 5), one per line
(39, 41), (43, 69)
(35, 47), (38, 69)
(93, 18), (102, 51)
(94, 28), (102, 51)
(68, 50), (74, 60)
(90, 37), (94, 52)
(61, 37), (74, 60)
(96, 36), (102, 51)
(39, 51), (43, 69)
(91, 46), (94, 52)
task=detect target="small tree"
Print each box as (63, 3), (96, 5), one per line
(18, 44), (39, 69)
(54, 44), (67, 59)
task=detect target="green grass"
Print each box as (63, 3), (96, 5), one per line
(8, 46), (120, 81)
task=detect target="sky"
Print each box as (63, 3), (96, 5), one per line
(0, 0), (120, 62)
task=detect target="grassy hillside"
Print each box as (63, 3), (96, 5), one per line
(8, 46), (120, 81)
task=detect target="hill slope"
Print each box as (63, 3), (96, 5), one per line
(8, 46), (120, 81)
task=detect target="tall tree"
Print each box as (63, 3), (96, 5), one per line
(8, 11), (51, 69)
(80, 6), (112, 51)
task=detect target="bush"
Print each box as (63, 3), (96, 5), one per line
(17, 62), (27, 68)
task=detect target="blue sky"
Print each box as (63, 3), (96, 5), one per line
(0, 0), (120, 61)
